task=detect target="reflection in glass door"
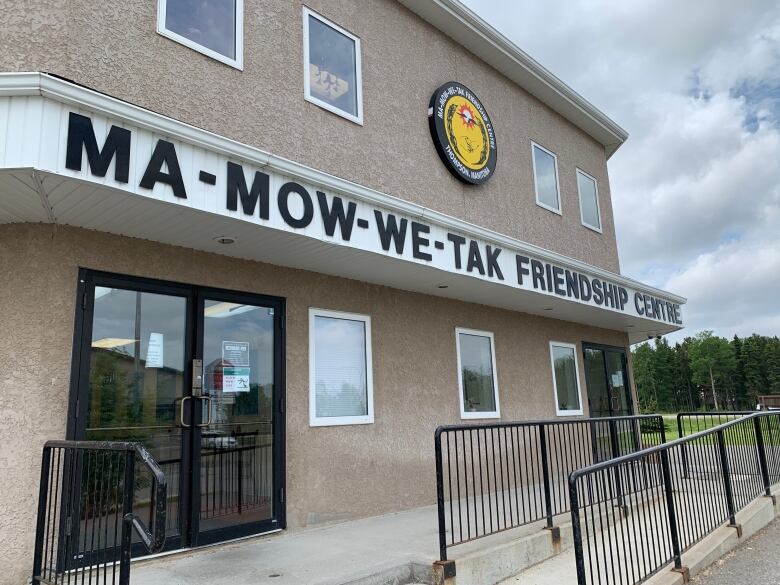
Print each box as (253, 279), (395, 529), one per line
(83, 283), (190, 550)
(583, 344), (634, 461)
(583, 344), (633, 418)
(70, 271), (285, 554)
(195, 296), (278, 543)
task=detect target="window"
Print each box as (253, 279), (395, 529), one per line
(550, 342), (583, 416)
(455, 328), (500, 419)
(577, 169), (602, 232)
(532, 142), (561, 214)
(303, 7), (363, 124)
(309, 308), (373, 426)
(157, 0), (243, 69)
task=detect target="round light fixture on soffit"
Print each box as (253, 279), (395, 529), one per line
(213, 235), (237, 245)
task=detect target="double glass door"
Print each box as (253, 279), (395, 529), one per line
(583, 344), (633, 418)
(582, 343), (635, 461)
(70, 270), (285, 552)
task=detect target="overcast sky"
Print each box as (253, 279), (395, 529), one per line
(462, 0), (780, 342)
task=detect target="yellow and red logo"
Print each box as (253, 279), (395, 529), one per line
(429, 82), (497, 185)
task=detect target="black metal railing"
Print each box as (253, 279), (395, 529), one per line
(434, 414), (665, 561)
(569, 411), (780, 585)
(677, 411), (753, 438)
(32, 441), (167, 585)
(156, 441), (274, 526)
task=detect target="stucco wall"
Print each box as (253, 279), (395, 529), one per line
(0, 223), (632, 583)
(0, 0), (620, 273)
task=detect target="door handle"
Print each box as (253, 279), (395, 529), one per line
(179, 396), (192, 428)
(197, 396), (213, 428)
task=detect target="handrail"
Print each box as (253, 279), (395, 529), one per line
(434, 414), (665, 561)
(435, 414), (664, 436)
(32, 440), (168, 585)
(42, 440), (168, 554)
(568, 411), (780, 585)
(572, 412), (764, 474)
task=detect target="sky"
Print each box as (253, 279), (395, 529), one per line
(461, 0), (780, 342)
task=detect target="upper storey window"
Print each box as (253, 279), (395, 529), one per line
(303, 8), (363, 125)
(577, 169), (602, 232)
(157, 0), (244, 69)
(532, 142), (561, 214)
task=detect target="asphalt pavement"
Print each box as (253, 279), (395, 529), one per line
(690, 518), (780, 584)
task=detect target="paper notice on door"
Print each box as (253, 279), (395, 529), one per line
(222, 341), (250, 366)
(223, 367), (250, 392)
(145, 332), (164, 368)
(611, 372), (624, 387)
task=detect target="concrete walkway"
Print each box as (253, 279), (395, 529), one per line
(130, 504), (441, 585)
(129, 503), (550, 585)
(690, 518), (780, 585)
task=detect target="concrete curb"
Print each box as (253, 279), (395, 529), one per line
(645, 490), (780, 585)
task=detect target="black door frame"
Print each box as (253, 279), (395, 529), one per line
(581, 342), (635, 417)
(66, 268), (287, 553)
(192, 285), (287, 546)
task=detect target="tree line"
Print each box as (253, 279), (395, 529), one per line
(632, 331), (780, 413)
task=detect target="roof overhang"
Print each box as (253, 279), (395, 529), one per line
(398, 0), (629, 158)
(0, 73), (682, 343)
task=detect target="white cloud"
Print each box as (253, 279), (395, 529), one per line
(463, 0), (780, 340)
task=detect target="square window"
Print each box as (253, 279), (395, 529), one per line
(550, 342), (583, 416)
(309, 309), (373, 426)
(532, 142), (561, 214)
(577, 169), (602, 232)
(456, 328), (500, 419)
(157, 0), (243, 69)
(303, 8), (363, 124)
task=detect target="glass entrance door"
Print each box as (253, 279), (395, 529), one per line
(583, 344), (634, 461)
(193, 293), (280, 545)
(583, 344), (633, 418)
(71, 271), (285, 553)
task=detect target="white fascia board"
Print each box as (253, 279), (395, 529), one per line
(397, 0), (629, 158)
(0, 72), (679, 304)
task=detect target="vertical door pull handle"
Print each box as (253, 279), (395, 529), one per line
(197, 396), (213, 428)
(179, 396), (192, 428)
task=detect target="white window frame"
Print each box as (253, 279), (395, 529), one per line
(576, 168), (603, 233)
(531, 141), (562, 215)
(455, 327), (501, 420)
(549, 341), (584, 417)
(309, 308), (374, 427)
(156, 0), (244, 70)
(302, 7), (364, 125)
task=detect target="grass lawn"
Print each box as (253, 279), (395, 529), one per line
(637, 413), (766, 445)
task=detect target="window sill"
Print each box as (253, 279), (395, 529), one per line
(309, 416), (374, 427)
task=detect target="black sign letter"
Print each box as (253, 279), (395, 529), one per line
(447, 233), (466, 269)
(278, 182), (314, 229)
(411, 222), (432, 261)
(226, 162), (269, 218)
(486, 246), (504, 280)
(65, 112), (131, 183)
(139, 140), (187, 198)
(318, 192), (356, 240)
(374, 211), (408, 254)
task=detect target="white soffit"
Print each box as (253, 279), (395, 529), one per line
(0, 73), (682, 343)
(398, 0), (629, 158)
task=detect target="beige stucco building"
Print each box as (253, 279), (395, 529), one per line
(0, 1), (685, 583)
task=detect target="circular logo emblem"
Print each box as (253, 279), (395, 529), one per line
(428, 82), (497, 185)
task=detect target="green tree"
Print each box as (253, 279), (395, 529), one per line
(673, 339), (696, 410)
(742, 334), (768, 405)
(652, 338), (679, 411)
(731, 335), (748, 409)
(688, 331), (736, 410)
(632, 342), (656, 412)
(766, 337), (780, 395)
